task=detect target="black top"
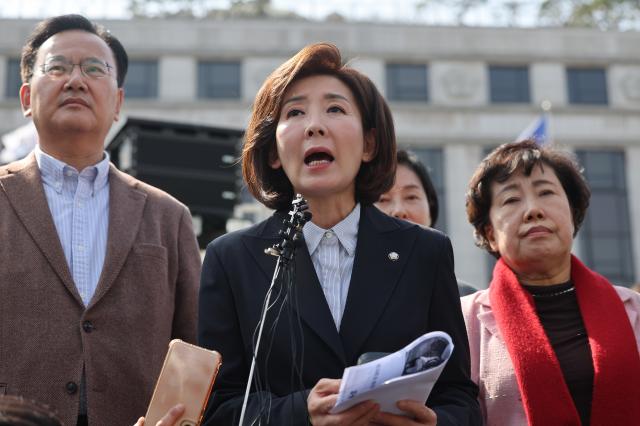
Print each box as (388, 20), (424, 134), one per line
(199, 206), (481, 425)
(522, 281), (593, 426)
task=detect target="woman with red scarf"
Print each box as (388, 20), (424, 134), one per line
(461, 140), (640, 426)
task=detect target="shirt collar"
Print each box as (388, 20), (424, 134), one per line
(35, 145), (110, 195)
(303, 203), (360, 257)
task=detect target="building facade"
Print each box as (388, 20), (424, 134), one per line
(1, 18), (639, 287)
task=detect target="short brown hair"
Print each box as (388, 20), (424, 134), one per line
(466, 139), (591, 256)
(242, 43), (396, 211)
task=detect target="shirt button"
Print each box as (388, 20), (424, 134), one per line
(82, 321), (94, 333)
(324, 231), (333, 239)
(65, 170), (73, 177)
(65, 381), (78, 394)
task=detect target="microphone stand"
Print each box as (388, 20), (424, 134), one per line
(238, 194), (312, 426)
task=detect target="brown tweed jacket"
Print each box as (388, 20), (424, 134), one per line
(0, 153), (201, 426)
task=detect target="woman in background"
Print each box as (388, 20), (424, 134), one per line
(461, 140), (640, 425)
(375, 150), (438, 228)
(198, 43), (480, 425)
(376, 150), (476, 296)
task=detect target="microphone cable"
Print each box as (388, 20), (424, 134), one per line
(239, 195), (311, 426)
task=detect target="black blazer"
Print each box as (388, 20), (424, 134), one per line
(198, 205), (480, 425)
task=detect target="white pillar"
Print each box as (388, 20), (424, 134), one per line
(0, 56), (7, 100)
(242, 57), (288, 102)
(430, 61), (487, 107)
(350, 58), (385, 96)
(159, 56), (196, 101)
(444, 144), (487, 288)
(608, 65), (640, 110)
(530, 63), (567, 108)
(626, 147), (640, 282)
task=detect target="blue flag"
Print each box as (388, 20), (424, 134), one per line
(516, 115), (549, 146)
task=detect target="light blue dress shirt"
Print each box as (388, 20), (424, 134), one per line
(35, 145), (110, 306)
(303, 203), (360, 331)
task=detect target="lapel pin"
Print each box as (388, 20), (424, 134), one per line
(388, 252), (399, 261)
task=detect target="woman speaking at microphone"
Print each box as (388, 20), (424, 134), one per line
(198, 43), (480, 426)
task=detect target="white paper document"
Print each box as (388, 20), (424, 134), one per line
(330, 331), (453, 416)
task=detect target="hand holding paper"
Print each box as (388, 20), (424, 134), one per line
(329, 331), (453, 416)
(307, 378), (380, 426)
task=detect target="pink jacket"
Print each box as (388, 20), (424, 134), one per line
(461, 286), (640, 426)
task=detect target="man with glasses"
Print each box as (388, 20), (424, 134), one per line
(0, 15), (201, 426)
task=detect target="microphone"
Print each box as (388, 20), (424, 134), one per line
(264, 194), (312, 263)
(239, 194), (311, 425)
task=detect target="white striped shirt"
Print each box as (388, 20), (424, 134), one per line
(303, 203), (360, 331)
(35, 145), (110, 306)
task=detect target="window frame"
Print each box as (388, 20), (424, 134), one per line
(123, 59), (159, 99)
(197, 60), (242, 100)
(4, 57), (22, 99)
(576, 149), (634, 285)
(488, 65), (530, 104)
(386, 63), (429, 102)
(567, 67), (608, 105)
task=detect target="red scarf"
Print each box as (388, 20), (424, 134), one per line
(489, 255), (640, 426)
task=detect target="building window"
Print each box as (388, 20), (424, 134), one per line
(576, 150), (634, 285)
(386, 64), (428, 102)
(124, 60), (158, 98)
(5, 58), (21, 98)
(567, 67), (608, 105)
(489, 65), (530, 103)
(405, 147), (446, 232)
(198, 61), (241, 99)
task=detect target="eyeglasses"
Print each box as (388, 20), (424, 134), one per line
(40, 57), (114, 80)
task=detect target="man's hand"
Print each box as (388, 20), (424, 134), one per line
(133, 403), (185, 426)
(307, 378), (380, 425)
(371, 400), (437, 426)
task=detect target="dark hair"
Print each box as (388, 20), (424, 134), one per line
(21, 14), (128, 88)
(0, 396), (62, 426)
(466, 139), (591, 256)
(397, 149), (439, 226)
(242, 43), (397, 211)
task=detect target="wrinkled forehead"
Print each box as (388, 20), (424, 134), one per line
(36, 29), (114, 65)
